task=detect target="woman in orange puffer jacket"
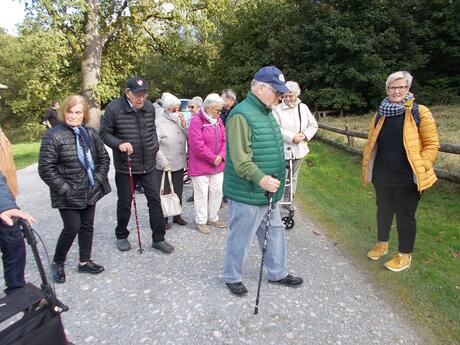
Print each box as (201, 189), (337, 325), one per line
(362, 71), (439, 272)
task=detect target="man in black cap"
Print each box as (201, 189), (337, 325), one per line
(100, 77), (174, 253)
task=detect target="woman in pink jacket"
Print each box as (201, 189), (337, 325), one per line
(187, 93), (226, 234)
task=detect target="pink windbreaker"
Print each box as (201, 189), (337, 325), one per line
(187, 111), (226, 176)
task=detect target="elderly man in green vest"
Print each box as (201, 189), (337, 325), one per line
(223, 66), (303, 296)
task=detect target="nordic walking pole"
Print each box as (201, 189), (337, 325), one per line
(254, 191), (273, 315)
(127, 153), (143, 254)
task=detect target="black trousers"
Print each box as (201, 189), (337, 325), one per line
(160, 169), (184, 223)
(54, 205), (96, 264)
(0, 222), (26, 294)
(115, 170), (165, 242)
(373, 184), (421, 254)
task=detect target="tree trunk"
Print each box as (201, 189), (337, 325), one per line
(81, 0), (105, 129)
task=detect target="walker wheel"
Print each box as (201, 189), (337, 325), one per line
(282, 216), (294, 230)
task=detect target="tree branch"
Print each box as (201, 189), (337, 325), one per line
(39, 0), (83, 54)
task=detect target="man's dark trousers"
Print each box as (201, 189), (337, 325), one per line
(0, 223), (26, 295)
(115, 169), (166, 243)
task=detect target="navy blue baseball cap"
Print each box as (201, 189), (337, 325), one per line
(254, 66), (290, 93)
(126, 77), (148, 94)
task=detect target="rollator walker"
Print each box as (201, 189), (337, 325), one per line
(279, 147), (295, 230)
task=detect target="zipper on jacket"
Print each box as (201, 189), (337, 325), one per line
(213, 125), (218, 173)
(136, 111), (146, 172)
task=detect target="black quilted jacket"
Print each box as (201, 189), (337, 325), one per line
(38, 124), (111, 209)
(99, 95), (159, 174)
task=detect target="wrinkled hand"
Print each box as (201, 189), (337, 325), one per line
(178, 112), (186, 128)
(119, 142), (133, 155)
(0, 209), (36, 226)
(214, 155), (223, 166)
(259, 175), (280, 193)
(293, 133), (305, 144)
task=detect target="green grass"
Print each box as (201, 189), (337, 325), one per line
(12, 142), (40, 169)
(296, 141), (460, 345)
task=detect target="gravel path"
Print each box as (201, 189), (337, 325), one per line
(3, 161), (429, 345)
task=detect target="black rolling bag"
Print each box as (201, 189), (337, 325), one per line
(0, 220), (71, 345)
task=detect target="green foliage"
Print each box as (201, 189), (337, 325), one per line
(297, 141), (460, 344)
(0, 28), (78, 128)
(213, 0), (460, 111)
(12, 141), (41, 169)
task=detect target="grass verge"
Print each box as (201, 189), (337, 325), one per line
(12, 142), (40, 169)
(296, 141), (460, 345)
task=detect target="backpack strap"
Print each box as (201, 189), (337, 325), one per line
(411, 102), (420, 128)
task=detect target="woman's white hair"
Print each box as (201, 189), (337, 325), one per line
(221, 89), (237, 101)
(386, 71), (413, 90)
(161, 92), (181, 110)
(188, 96), (203, 107)
(285, 81), (301, 96)
(203, 93), (224, 109)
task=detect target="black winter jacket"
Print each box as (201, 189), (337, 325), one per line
(38, 124), (111, 209)
(99, 95), (159, 174)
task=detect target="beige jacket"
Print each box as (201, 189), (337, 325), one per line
(0, 127), (18, 197)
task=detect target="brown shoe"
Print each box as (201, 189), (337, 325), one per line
(165, 223), (172, 230)
(207, 219), (226, 228)
(196, 223), (210, 234)
(173, 216), (187, 226)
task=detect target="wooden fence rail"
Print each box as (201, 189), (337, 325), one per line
(316, 124), (460, 184)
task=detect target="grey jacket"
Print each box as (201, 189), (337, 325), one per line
(155, 111), (187, 171)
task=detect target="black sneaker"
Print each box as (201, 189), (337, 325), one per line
(51, 263), (66, 283)
(78, 260), (105, 274)
(226, 282), (248, 296)
(152, 241), (174, 254)
(268, 274), (303, 287)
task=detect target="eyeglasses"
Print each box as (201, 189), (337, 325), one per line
(188, 105), (197, 109)
(388, 86), (407, 92)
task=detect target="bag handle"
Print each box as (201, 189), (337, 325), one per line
(298, 103), (302, 133)
(160, 170), (175, 196)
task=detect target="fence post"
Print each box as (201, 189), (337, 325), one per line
(345, 125), (354, 147)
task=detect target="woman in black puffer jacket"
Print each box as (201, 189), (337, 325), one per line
(38, 95), (111, 284)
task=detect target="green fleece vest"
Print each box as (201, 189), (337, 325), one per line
(223, 92), (286, 205)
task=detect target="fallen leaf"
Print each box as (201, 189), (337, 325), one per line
(312, 230), (321, 236)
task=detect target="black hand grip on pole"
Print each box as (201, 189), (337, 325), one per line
(17, 219), (69, 312)
(254, 192), (273, 315)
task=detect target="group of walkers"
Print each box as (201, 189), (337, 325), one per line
(1, 66), (440, 300)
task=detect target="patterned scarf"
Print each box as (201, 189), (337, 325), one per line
(72, 126), (95, 186)
(378, 94), (415, 117)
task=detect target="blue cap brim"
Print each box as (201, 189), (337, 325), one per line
(272, 83), (290, 94)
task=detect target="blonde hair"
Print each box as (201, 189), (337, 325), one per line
(58, 95), (90, 124)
